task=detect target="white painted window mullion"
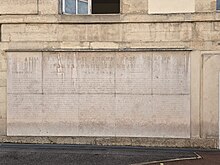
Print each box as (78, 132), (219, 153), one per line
(88, 0), (92, 14)
(62, 0), (66, 13)
(76, 0), (78, 14)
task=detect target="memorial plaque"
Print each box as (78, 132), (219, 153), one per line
(8, 52), (42, 94)
(116, 52), (152, 94)
(153, 51), (190, 94)
(8, 51), (191, 138)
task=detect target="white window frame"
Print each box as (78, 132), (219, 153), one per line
(62, 0), (92, 14)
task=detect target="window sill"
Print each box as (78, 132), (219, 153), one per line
(59, 14), (121, 23)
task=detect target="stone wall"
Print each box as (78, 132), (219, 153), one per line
(0, 0), (220, 148)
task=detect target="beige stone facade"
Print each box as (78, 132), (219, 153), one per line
(0, 0), (220, 149)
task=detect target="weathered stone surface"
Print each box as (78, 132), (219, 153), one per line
(43, 52), (115, 94)
(78, 94), (116, 136)
(123, 23), (193, 42)
(116, 95), (190, 138)
(7, 52), (42, 94)
(0, 102), (6, 119)
(0, 0), (38, 14)
(153, 51), (190, 94)
(39, 0), (59, 15)
(2, 23), (194, 42)
(0, 87), (6, 103)
(0, 52), (7, 72)
(202, 54), (220, 138)
(0, 119), (6, 135)
(7, 94), (79, 136)
(195, 0), (215, 12)
(116, 52), (152, 94)
(122, 0), (148, 14)
(0, 72), (7, 87)
(148, 0), (195, 14)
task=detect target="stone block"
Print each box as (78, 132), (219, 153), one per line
(202, 54), (220, 138)
(61, 42), (90, 49)
(90, 42), (119, 49)
(59, 24), (122, 42)
(0, 102), (6, 119)
(0, 118), (6, 136)
(7, 94), (79, 136)
(0, 0), (38, 14)
(152, 95), (190, 138)
(122, 0), (148, 14)
(0, 72), (7, 87)
(2, 24), (59, 42)
(0, 52), (7, 72)
(148, 0), (195, 14)
(116, 95), (190, 138)
(195, 0), (215, 12)
(152, 51), (190, 95)
(39, 0), (59, 15)
(116, 52), (152, 94)
(78, 94), (115, 136)
(76, 52), (115, 94)
(115, 95), (153, 137)
(43, 52), (78, 94)
(0, 87), (6, 103)
(7, 52), (43, 94)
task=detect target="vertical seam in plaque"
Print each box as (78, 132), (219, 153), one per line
(199, 54), (204, 139)
(219, 72), (220, 149)
(114, 52), (117, 137)
(42, 52), (44, 95)
(76, 52), (80, 136)
(151, 52), (154, 95)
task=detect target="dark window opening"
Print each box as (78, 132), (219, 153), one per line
(92, 0), (120, 14)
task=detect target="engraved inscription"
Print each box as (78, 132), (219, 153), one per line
(153, 51), (190, 94)
(116, 52), (152, 94)
(8, 52), (42, 94)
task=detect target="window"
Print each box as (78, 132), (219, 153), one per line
(62, 0), (120, 14)
(217, 0), (220, 10)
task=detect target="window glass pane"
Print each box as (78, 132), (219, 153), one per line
(218, 0), (220, 10)
(65, 0), (76, 14)
(78, 0), (88, 14)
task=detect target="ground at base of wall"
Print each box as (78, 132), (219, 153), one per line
(0, 143), (205, 165)
(0, 136), (218, 149)
(163, 151), (220, 165)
